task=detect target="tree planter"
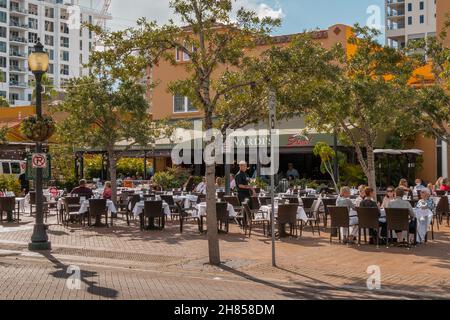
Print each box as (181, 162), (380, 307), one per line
(20, 115), (56, 142)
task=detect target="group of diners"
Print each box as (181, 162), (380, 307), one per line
(24, 166), (448, 249)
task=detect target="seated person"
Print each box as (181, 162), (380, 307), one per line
(440, 178), (450, 192)
(194, 177), (207, 194)
(387, 188), (416, 242)
(413, 178), (427, 196)
(336, 186), (358, 243)
(416, 188), (435, 212)
(71, 179), (94, 199)
(398, 178), (411, 193)
(381, 187), (395, 209)
(360, 187), (386, 242)
(354, 185), (367, 207)
(102, 181), (112, 200)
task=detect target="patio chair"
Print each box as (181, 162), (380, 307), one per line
(328, 206), (350, 244)
(277, 204), (298, 237)
(217, 191), (225, 201)
(117, 191), (133, 225)
(242, 202), (269, 237)
(259, 196), (272, 206)
(63, 196), (83, 227)
(301, 197), (315, 214)
(384, 208), (411, 247)
(88, 199), (109, 227)
(0, 197), (16, 223)
(356, 207), (381, 247)
(175, 202), (201, 233)
(283, 196), (299, 204)
(250, 196), (261, 211)
(322, 198), (338, 228)
(435, 196), (449, 227)
(435, 190), (446, 197)
(299, 200), (321, 236)
(29, 191), (50, 217)
(126, 194), (141, 225)
(223, 195), (243, 216)
(216, 202), (229, 233)
(142, 200), (164, 231)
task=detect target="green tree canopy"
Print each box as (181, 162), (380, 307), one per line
(273, 25), (418, 191)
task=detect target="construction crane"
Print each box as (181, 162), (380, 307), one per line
(96, 0), (112, 29)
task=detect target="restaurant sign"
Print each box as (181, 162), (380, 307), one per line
(287, 133), (311, 147)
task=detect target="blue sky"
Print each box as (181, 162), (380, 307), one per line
(110, 0), (386, 39)
(272, 0), (385, 34)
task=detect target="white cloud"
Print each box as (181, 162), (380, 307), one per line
(108, 0), (283, 30)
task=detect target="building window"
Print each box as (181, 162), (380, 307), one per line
(437, 138), (443, 177)
(408, 3), (413, 11)
(420, 15), (425, 24)
(61, 65), (69, 76)
(0, 41), (6, 53)
(61, 36), (70, 48)
(173, 95), (197, 113)
(420, 1), (424, 10)
(0, 11), (6, 23)
(408, 16), (413, 25)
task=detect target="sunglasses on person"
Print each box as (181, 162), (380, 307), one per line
(387, 189), (394, 192)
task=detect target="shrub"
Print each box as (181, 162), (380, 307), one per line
(152, 167), (191, 190)
(0, 175), (21, 196)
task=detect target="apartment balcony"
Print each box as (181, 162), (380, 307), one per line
(9, 7), (28, 16)
(9, 22), (28, 31)
(386, 0), (405, 6)
(9, 36), (28, 45)
(9, 81), (28, 88)
(9, 66), (27, 74)
(9, 51), (28, 60)
(387, 11), (405, 18)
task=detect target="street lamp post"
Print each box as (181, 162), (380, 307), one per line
(28, 40), (51, 251)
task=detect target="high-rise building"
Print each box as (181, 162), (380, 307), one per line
(385, 0), (437, 48)
(0, 0), (111, 106)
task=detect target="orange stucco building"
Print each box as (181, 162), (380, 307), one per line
(412, 0), (450, 183)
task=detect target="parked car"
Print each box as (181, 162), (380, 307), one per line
(0, 160), (26, 178)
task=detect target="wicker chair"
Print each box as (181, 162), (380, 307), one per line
(435, 196), (449, 227)
(141, 200), (165, 230)
(385, 208), (411, 247)
(242, 202), (269, 237)
(328, 206), (351, 244)
(356, 207), (381, 247)
(175, 202), (200, 233)
(277, 203), (298, 237)
(322, 198), (337, 228)
(88, 199), (109, 227)
(299, 200), (321, 236)
(216, 202), (230, 233)
(62, 196), (82, 226)
(0, 197), (16, 222)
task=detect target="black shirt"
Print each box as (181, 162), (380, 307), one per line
(235, 171), (251, 202)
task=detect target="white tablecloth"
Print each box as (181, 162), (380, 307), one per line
(259, 204), (309, 223)
(195, 202), (236, 218)
(79, 200), (116, 215)
(173, 195), (198, 208)
(132, 201), (171, 217)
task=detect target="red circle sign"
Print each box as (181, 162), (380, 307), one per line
(32, 154), (46, 168)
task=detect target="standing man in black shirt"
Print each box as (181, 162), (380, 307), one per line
(235, 161), (255, 204)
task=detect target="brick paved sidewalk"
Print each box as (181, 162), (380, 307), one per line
(0, 212), (449, 300)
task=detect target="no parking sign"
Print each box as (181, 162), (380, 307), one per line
(26, 153), (51, 180)
(32, 153), (47, 169)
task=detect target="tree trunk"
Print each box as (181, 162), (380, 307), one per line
(205, 163), (220, 265)
(366, 145), (377, 193)
(107, 146), (118, 205)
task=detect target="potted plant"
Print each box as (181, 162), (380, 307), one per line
(20, 115), (56, 142)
